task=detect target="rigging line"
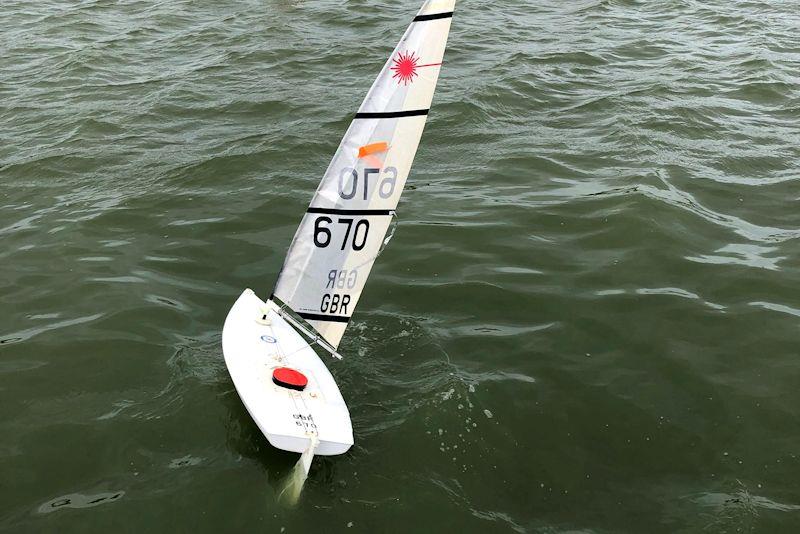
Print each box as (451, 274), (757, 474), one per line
(267, 303), (340, 361)
(265, 309), (291, 367)
(275, 306), (344, 360)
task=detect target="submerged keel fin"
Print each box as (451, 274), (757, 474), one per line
(300, 436), (319, 476)
(277, 436), (320, 506)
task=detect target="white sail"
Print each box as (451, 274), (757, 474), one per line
(272, 0), (455, 349)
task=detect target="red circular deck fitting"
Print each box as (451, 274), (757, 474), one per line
(272, 367), (308, 391)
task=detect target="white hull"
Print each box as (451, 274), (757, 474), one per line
(222, 289), (353, 456)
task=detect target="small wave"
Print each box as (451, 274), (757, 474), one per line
(37, 491), (124, 514)
(0, 313), (104, 346)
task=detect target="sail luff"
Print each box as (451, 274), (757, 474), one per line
(272, 0), (455, 349)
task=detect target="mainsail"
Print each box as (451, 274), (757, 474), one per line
(272, 0), (455, 349)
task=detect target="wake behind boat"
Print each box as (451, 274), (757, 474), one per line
(222, 0), (455, 476)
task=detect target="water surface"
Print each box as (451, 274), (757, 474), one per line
(2, 0), (800, 531)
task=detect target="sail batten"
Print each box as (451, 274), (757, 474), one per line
(413, 11), (454, 22)
(272, 0), (455, 349)
(354, 109), (430, 119)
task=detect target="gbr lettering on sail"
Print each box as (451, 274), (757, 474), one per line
(312, 165), (401, 316)
(272, 0), (455, 349)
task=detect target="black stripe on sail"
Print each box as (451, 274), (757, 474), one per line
(413, 11), (454, 22)
(297, 312), (350, 323)
(354, 109), (429, 119)
(307, 207), (394, 216)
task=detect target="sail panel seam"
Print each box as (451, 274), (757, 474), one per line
(354, 109), (429, 119)
(307, 208), (394, 215)
(413, 12), (454, 22)
(297, 312), (351, 323)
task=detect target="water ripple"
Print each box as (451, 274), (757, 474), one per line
(2, 0), (800, 531)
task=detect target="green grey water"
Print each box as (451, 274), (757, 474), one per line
(2, 0), (800, 531)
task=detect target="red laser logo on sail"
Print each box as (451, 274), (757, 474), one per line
(391, 51), (420, 85)
(390, 51), (443, 85)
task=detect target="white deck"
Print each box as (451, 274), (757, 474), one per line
(222, 289), (353, 456)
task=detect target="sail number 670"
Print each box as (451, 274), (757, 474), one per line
(313, 217), (369, 251)
(339, 167), (398, 200)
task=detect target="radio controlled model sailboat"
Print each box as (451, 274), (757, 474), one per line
(222, 0), (455, 475)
